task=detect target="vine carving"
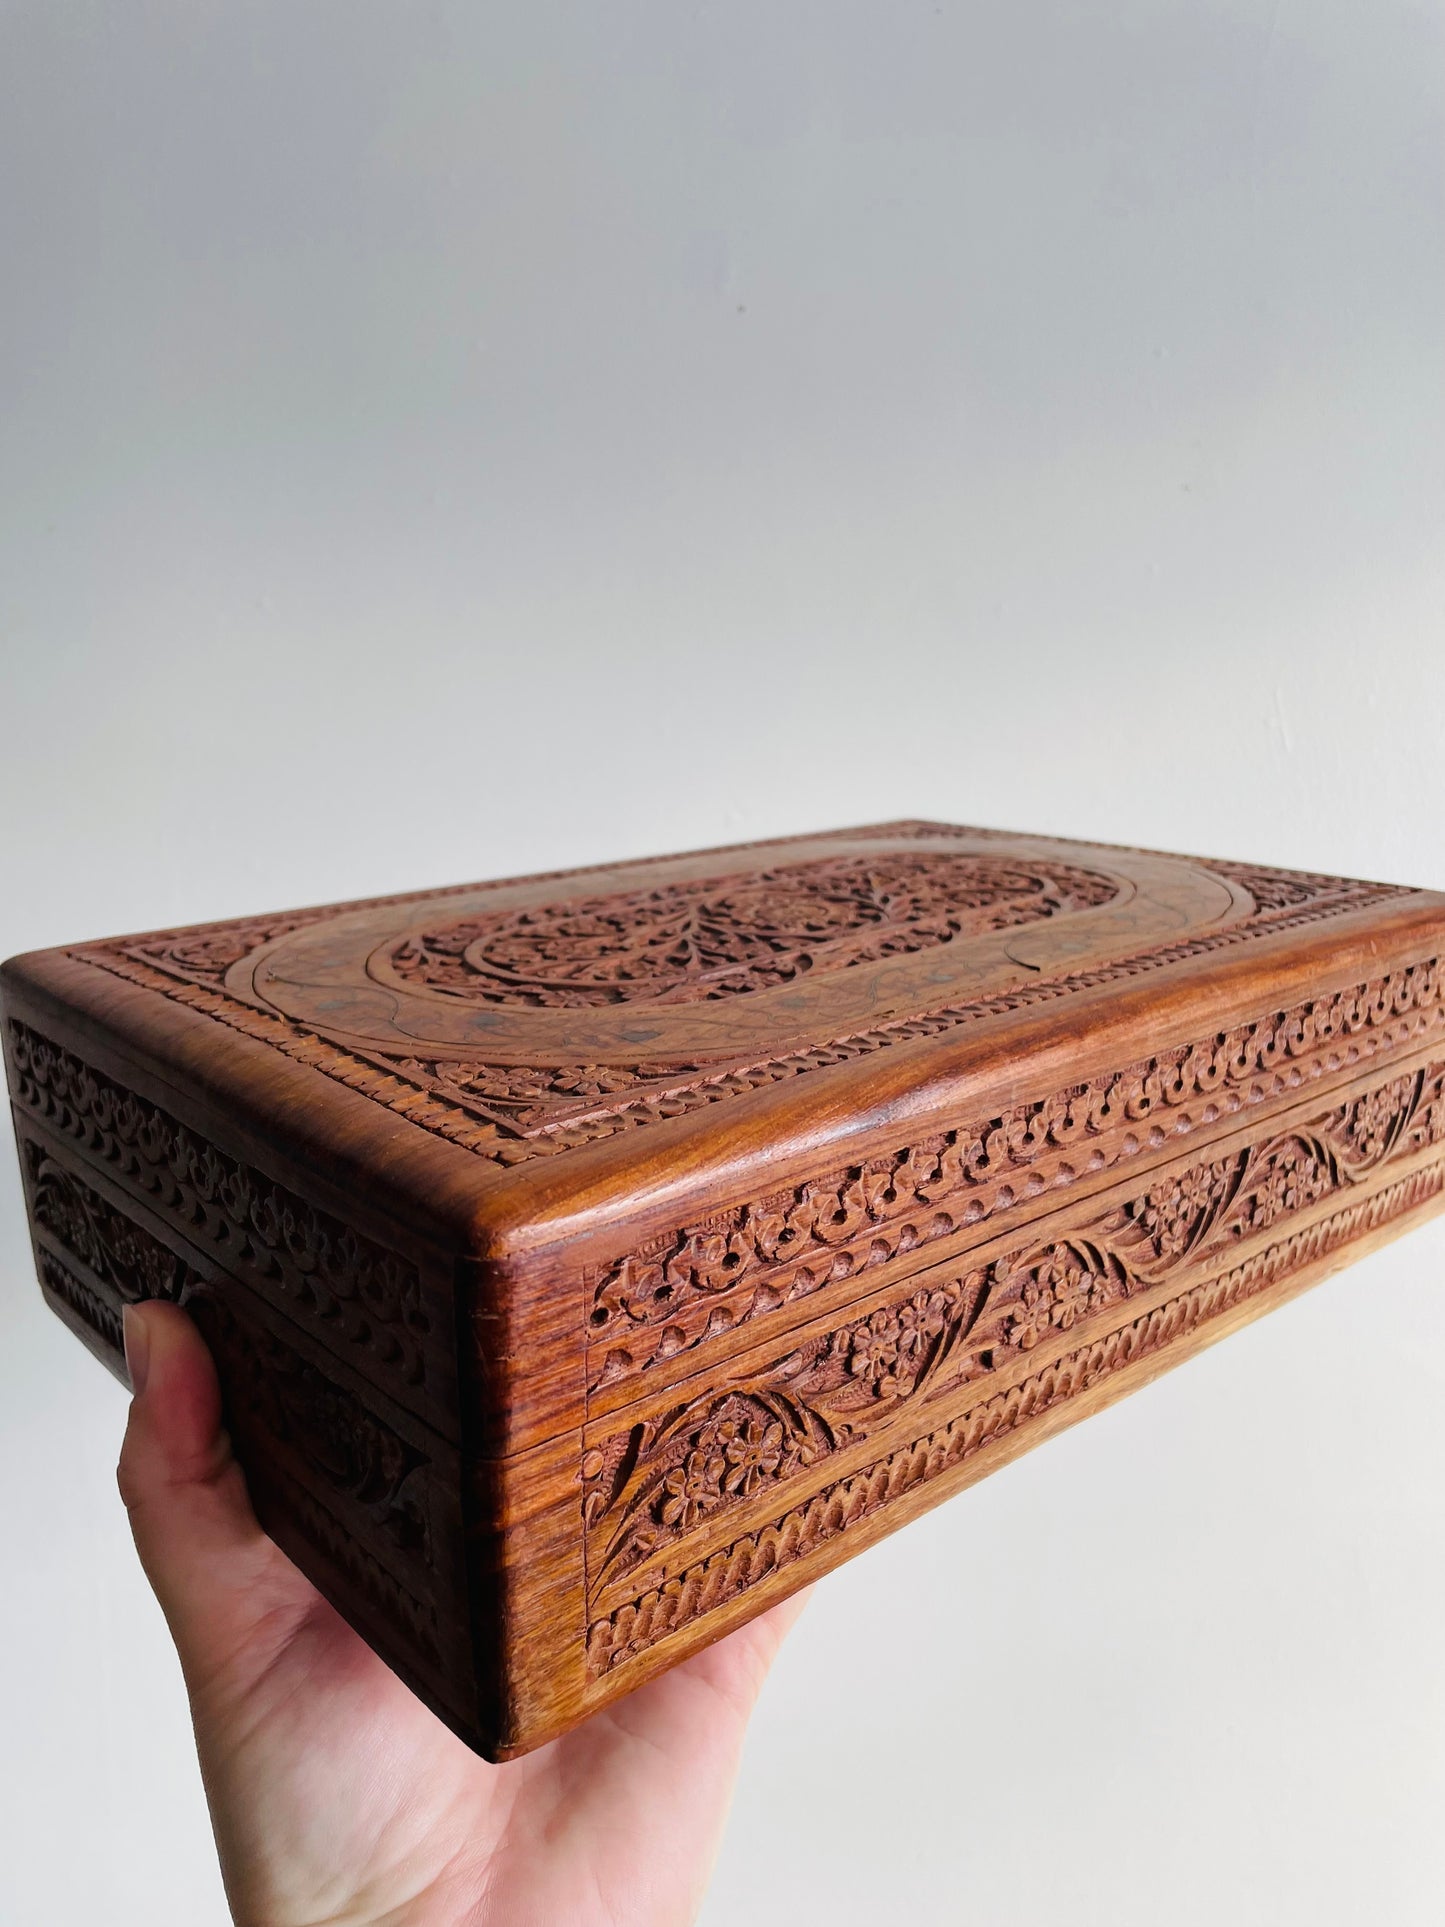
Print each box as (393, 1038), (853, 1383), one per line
(583, 1059), (1445, 1596)
(588, 963), (1445, 1387)
(586, 1152), (1445, 1673)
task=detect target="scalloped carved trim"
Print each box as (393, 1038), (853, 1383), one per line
(586, 1155), (1445, 1674)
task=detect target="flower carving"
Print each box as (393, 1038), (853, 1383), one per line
(1417, 1094), (1445, 1149)
(1246, 1147), (1332, 1230)
(658, 1443), (727, 1530)
(1005, 1248), (1111, 1350)
(1006, 1281), (1055, 1352)
(1134, 1159), (1232, 1262)
(894, 1288), (953, 1376)
(644, 1409), (796, 1545)
(719, 1417), (785, 1496)
(839, 1308), (905, 1395)
(1344, 1078), (1412, 1164)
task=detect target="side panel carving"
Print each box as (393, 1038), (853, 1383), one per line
(21, 1136), (451, 1670)
(9, 1023), (435, 1404)
(588, 963), (1445, 1388)
(586, 1157), (1445, 1676)
(191, 1295), (436, 1566)
(27, 1138), (198, 1306)
(584, 1059), (1445, 1663)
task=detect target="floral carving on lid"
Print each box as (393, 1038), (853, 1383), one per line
(68, 823), (1413, 1163)
(382, 852), (1121, 1010)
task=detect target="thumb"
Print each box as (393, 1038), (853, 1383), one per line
(117, 1299), (309, 1696)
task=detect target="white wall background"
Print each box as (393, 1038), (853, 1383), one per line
(2, 4), (1442, 1922)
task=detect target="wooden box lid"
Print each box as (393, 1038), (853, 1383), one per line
(7, 820), (1445, 1755)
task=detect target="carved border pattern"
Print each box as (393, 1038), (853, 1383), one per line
(286, 1485), (442, 1667)
(8, 1022), (431, 1393)
(583, 1061), (1445, 1596)
(588, 962), (1445, 1387)
(585, 1154), (1445, 1674)
(40, 1249), (132, 1353)
(190, 1295), (434, 1564)
(69, 844), (1406, 1167)
(26, 1146), (445, 1661)
(27, 1138), (198, 1306)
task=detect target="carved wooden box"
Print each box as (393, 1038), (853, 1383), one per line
(7, 822), (1445, 1757)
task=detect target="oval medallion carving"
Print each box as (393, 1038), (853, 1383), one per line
(225, 832), (1244, 1066)
(380, 854), (1121, 1010)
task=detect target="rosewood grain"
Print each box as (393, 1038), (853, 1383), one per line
(5, 820), (1445, 1757)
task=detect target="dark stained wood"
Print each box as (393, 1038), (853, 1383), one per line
(6, 820), (1445, 1756)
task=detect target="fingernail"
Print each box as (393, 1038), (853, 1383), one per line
(122, 1304), (150, 1395)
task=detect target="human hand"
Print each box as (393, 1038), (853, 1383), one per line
(117, 1299), (808, 1927)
